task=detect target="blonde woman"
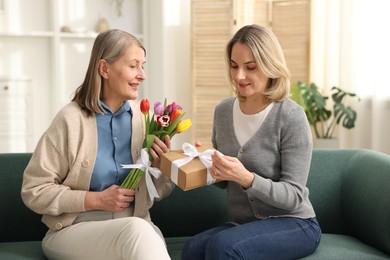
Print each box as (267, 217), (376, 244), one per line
(21, 29), (174, 260)
(182, 24), (321, 259)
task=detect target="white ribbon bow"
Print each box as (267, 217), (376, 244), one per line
(170, 143), (215, 185)
(121, 148), (162, 202)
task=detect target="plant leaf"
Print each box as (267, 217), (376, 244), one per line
(143, 134), (155, 149)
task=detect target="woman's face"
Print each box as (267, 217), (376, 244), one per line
(101, 44), (146, 110)
(230, 42), (269, 99)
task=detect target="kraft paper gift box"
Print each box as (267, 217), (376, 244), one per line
(160, 143), (218, 191)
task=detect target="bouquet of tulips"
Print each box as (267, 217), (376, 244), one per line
(121, 98), (192, 190)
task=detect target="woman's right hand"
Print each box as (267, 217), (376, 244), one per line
(210, 151), (254, 189)
(85, 185), (135, 212)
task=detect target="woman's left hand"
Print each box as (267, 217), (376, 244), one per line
(211, 151), (254, 189)
(150, 135), (171, 168)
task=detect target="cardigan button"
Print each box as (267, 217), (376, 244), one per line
(55, 222), (63, 230)
(82, 159), (89, 167)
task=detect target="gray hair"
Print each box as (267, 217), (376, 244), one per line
(73, 29), (145, 115)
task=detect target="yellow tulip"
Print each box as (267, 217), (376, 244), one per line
(177, 119), (192, 133)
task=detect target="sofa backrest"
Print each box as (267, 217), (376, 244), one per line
(0, 153), (47, 243)
(152, 149), (360, 238)
(150, 184), (229, 237)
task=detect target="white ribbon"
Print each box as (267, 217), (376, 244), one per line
(121, 148), (162, 202)
(170, 143), (216, 186)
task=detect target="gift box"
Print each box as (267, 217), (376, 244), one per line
(160, 144), (217, 191)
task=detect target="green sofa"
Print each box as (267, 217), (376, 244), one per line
(1, 149), (390, 259)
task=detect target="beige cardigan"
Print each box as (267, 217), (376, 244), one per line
(21, 101), (174, 231)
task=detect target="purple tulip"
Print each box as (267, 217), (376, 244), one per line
(167, 102), (183, 114)
(154, 102), (164, 116)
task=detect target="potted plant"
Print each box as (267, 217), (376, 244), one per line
(290, 82), (359, 146)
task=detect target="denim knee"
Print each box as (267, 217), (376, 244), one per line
(205, 232), (241, 260)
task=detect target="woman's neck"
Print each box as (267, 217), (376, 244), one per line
(239, 96), (271, 115)
(102, 98), (123, 113)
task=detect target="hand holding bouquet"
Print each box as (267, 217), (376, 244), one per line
(121, 98), (192, 192)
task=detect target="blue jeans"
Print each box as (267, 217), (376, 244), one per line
(181, 217), (321, 260)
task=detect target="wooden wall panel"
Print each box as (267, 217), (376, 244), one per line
(272, 1), (311, 84)
(191, 0), (233, 145)
(234, 0), (310, 84)
(191, 0), (310, 144)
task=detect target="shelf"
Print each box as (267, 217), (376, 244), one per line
(59, 32), (98, 39)
(0, 76), (32, 81)
(0, 0), (147, 153)
(0, 31), (143, 40)
(0, 31), (55, 38)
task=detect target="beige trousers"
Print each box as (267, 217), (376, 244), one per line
(42, 208), (171, 260)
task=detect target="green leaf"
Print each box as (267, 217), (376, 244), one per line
(144, 134), (155, 149)
(291, 81), (359, 138)
(145, 113), (150, 135)
(153, 130), (169, 135)
(290, 82), (306, 109)
(149, 113), (158, 134)
(169, 130), (177, 138)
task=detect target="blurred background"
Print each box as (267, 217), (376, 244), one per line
(0, 0), (389, 154)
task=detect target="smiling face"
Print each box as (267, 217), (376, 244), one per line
(230, 42), (269, 101)
(99, 44), (146, 112)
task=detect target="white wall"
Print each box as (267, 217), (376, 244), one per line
(145, 0), (192, 149)
(0, 0), (192, 152)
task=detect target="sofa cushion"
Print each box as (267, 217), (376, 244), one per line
(166, 237), (190, 260)
(0, 241), (46, 260)
(301, 234), (390, 259)
(165, 234), (390, 260)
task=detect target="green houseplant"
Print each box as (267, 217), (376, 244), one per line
(290, 81), (359, 139)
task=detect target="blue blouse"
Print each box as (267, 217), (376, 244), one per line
(90, 101), (133, 191)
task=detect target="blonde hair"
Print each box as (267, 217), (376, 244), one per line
(72, 29), (145, 115)
(225, 24), (291, 101)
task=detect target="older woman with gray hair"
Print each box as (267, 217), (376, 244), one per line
(22, 29), (174, 260)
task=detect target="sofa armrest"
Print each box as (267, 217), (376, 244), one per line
(0, 153), (47, 243)
(342, 149), (390, 255)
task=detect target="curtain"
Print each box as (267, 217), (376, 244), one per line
(310, 0), (390, 154)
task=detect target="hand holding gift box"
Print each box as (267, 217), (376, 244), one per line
(160, 143), (221, 191)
